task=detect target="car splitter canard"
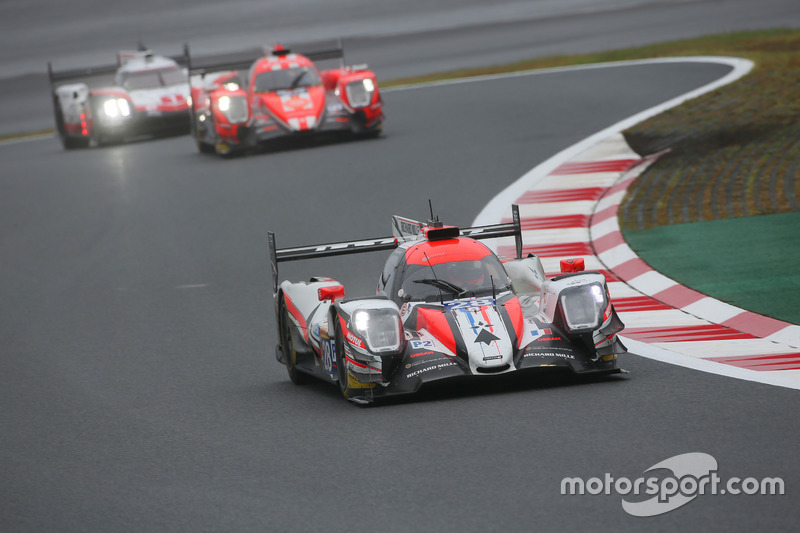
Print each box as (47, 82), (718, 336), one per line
(269, 205), (627, 404)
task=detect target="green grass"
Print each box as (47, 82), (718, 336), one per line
(624, 211), (800, 324)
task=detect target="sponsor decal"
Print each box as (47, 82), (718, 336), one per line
(444, 297), (495, 310)
(397, 219), (421, 235)
(410, 351), (434, 358)
(405, 361), (457, 379)
(483, 355), (503, 361)
(283, 95), (312, 112)
(537, 336), (563, 342)
(524, 351), (575, 359)
(314, 238), (395, 253)
(410, 340), (434, 350)
(475, 328), (500, 346)
(346, 331), (364, 349)
(408, 356), (450, 368)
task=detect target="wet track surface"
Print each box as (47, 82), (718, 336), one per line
(2, 60), (799, 531)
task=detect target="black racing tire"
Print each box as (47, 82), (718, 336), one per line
(91, 123), (108, 147)
(55, 101), (89, 149)
(196, 140), (215, 154)
(279, 298), (309, 385)
(194, 114), (218, 154)
(92, 125), (123, 147)
(361, 122), (382, 139)
(61, 134), (90, 150)
(334, 317), (350, 399)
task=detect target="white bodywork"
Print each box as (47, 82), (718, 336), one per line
(55, 83), (90, 124)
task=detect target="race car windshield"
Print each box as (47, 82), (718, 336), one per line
(120, 67), (187, 90)
(254, 67), (321, 92)
(398, 256), (510, 303)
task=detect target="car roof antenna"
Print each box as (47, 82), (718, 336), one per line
(427, 199), (442, 228)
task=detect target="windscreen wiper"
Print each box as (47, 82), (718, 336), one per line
(413, 278), (467, 298)
(290, 70), (308, 89)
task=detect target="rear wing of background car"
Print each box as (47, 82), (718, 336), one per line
(47, 46), (190, 86)
(268, 205), (522, 294)
(186, 40), (345, 78)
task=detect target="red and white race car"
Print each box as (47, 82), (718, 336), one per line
(189, 43), (383, 156)
(48, 48), (192, 149)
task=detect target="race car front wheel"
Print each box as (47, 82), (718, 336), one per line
(334, 317), (352, 400)
(196, 139), (215, 154)
(279, 299), (309, 385)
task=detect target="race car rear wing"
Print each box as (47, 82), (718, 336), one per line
(186, 41), (345, 77)
(268, 205), (522, 293)
(47, 46), (191, 84)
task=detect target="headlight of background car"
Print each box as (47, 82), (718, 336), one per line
(216, 95), (249, 124)
(102, 98), (131, 119)
(557, 283), (607, 333)
(345, 78), (374, 108)
(351, 308), (404, 354)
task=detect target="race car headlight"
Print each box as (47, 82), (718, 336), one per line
(102, 98), (131, 118)
(345, 78), (375, 108)
(351, 308), (404, 354)
(218, 95), (231, 112)
(216, 95), (248, 124)
(558, 283), (607, 333)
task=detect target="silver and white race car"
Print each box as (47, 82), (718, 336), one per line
(269, 205), (627, 404)
(48, 48), (192, 148)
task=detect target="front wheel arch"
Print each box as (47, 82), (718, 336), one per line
(278, 295), (309, 385)
(333, 313), (350, 399)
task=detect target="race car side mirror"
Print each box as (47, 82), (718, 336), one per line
(560, 258), (585, 273)
(318, 285), (345, 302)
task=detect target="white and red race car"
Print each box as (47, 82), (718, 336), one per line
(269, 206), (627, 404)
(48, 48), (192, 148)
(189, 43), (384, 156)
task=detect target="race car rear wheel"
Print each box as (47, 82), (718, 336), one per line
(279, 298), (309, 385)
(61, 134), (90, 150)
(54, 101), (90, 149)
(334, 317), (351, 399)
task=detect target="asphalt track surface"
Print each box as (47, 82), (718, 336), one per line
(3, 60), (800, 531)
